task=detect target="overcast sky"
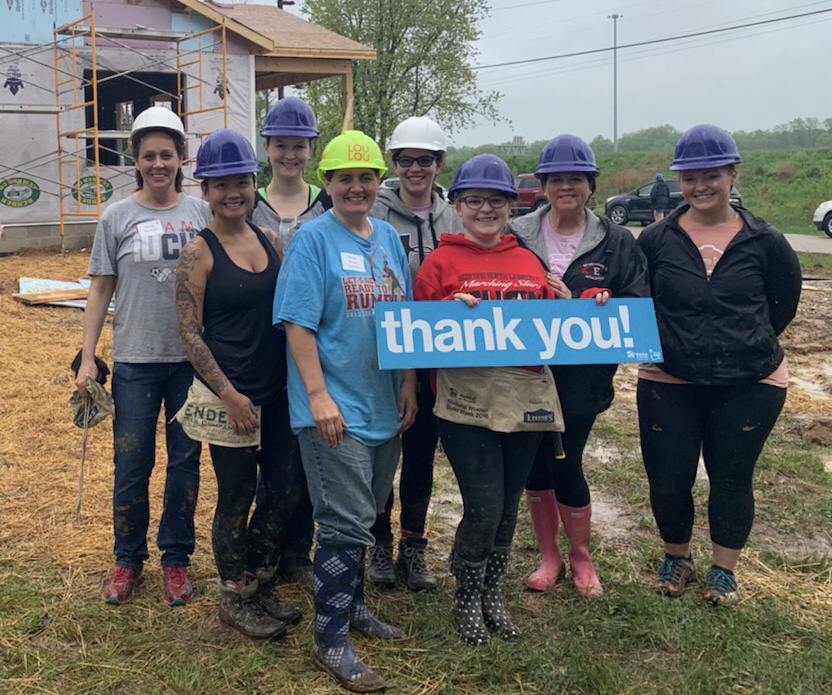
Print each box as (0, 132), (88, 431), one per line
(283, 0), (832, 148)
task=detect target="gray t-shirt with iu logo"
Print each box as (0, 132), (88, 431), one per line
(87, 193), (211, 363)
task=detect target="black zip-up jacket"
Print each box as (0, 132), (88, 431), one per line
(511, 207), (649, 416)
(637, 204), (801, 385)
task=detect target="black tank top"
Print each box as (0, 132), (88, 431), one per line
(197, 224), (285, 405)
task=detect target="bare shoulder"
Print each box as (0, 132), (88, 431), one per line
(259, 225), (284, 257)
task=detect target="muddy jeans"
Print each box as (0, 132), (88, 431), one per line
(209, 393), (303, 581)
(439, 419), (544, 563)
(637, 379), (786, 549)
(111, 362), (201, 570)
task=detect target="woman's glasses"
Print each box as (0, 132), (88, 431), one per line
(459, 195), (510, 210)
(395, 155), (437, 168)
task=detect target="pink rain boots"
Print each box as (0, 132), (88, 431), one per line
(524, 490), (565, 591)
(558, 502), (603, 599)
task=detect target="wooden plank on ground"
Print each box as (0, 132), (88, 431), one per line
(13, 288), (90, 305)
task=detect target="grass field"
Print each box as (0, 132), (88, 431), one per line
(0, 250), (830, 695)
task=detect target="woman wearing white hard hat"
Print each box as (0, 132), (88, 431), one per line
(367, 116), (463, 592)
(637, 124), (801, 605)
(76, 106), (211, 607)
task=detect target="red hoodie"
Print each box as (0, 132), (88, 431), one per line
(414, 233), (555, 302)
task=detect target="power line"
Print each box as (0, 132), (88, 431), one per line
(473, 6), (832, 70)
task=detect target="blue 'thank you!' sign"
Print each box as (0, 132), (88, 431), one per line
(375, 298), (663, 370)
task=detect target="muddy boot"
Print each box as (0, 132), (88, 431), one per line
(313, 544), (386, 693)
(397, 537), (437, 592)
(558, 502), (604, 599)
(367, 543), (395, 588)
(350, 551), (406, 640)
(219, 579), (286, 640)
(525, 489), (565, 591)
(481, 547), (522, 641)
(450, 549), (490, 646)
(252, 566), (303, 625)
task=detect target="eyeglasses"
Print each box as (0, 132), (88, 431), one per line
(459, 195), (509, 210)
(395, 155), (437, 168)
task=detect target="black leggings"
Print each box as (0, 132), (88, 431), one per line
(371, 369), (438, 543)
(209, 394), (304, 581)
(637, 379), (786, 550)
(525, 414), (596, 507)
(439, 419), (543, 563)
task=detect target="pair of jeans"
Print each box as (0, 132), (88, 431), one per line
(438, 419), (544, 563)
(210, 393), (303, 581)
(525, 414), (597, 507)
(637, 379), (786, 549)
(371, 368), (438, 544)
(298, 429), (401, 547)
(111, 362), (201, 569)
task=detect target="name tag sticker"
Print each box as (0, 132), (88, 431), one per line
(136, 219), (164, 238)
(341, 252), (365, 272)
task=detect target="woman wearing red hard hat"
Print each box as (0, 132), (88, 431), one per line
(510, 134), (648, 600)
(637, 124), (801, 605)
(415, 154), (564, 645)
(76, 106), (211, 608)
(175, 128), (304, 640)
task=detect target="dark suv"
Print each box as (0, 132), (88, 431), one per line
(604, 179), (743, 225)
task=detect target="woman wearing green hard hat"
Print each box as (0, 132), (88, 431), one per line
(273, 130), (417, 693)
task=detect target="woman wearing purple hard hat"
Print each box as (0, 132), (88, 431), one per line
(415, 153), (564, 645)
(637, 124), (801, 605)
(252, 96), (329, 585)
(175, 128), (304, 640)
(510, 134), (648, 599)
(253, 96), (331, 249)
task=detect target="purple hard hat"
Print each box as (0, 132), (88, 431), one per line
(448, 154), (517, 202)
(259, 96), (319, 138)
(535, 134), (599, 175)
(670, 124), (742, 171)
(194, 128), (259, 179)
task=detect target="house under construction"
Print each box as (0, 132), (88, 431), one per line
(0, 0), (374, 253)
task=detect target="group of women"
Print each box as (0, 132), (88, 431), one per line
(75, 96), (801, 693)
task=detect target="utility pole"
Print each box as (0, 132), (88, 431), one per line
(277, 0), (296, 99)
(607, 13), (622, 152)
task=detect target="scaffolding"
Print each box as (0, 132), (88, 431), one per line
(45, 9), (229, 248)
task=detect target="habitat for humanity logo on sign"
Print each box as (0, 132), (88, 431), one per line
(375, 299), (663, 369)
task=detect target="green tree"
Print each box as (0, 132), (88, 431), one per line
(299, 0), (502, 149)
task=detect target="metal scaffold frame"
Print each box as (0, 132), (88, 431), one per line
(46, 8), (229, 248)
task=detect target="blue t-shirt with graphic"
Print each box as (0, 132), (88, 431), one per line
(273, 210), (412, 446)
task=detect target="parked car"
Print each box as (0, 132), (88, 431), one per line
(604, 179), (743, 226)
(812, 200), (832, 237)
(512, 174), (547, 215)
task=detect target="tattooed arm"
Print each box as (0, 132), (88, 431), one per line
(175, 237), (258, 435)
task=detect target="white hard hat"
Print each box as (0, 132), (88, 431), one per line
(388, 116), (448, 153)
(131, 106), (185, 140)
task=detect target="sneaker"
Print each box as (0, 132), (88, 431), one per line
(703, 566), (740, 606)
(651, 554), (696, 598)
(396, 538), (437, 591)
(162, 566), (194, 606)
(102, 565), (142, 605)
(368, 544), (396, 587)
(219, 583), (286, 640)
